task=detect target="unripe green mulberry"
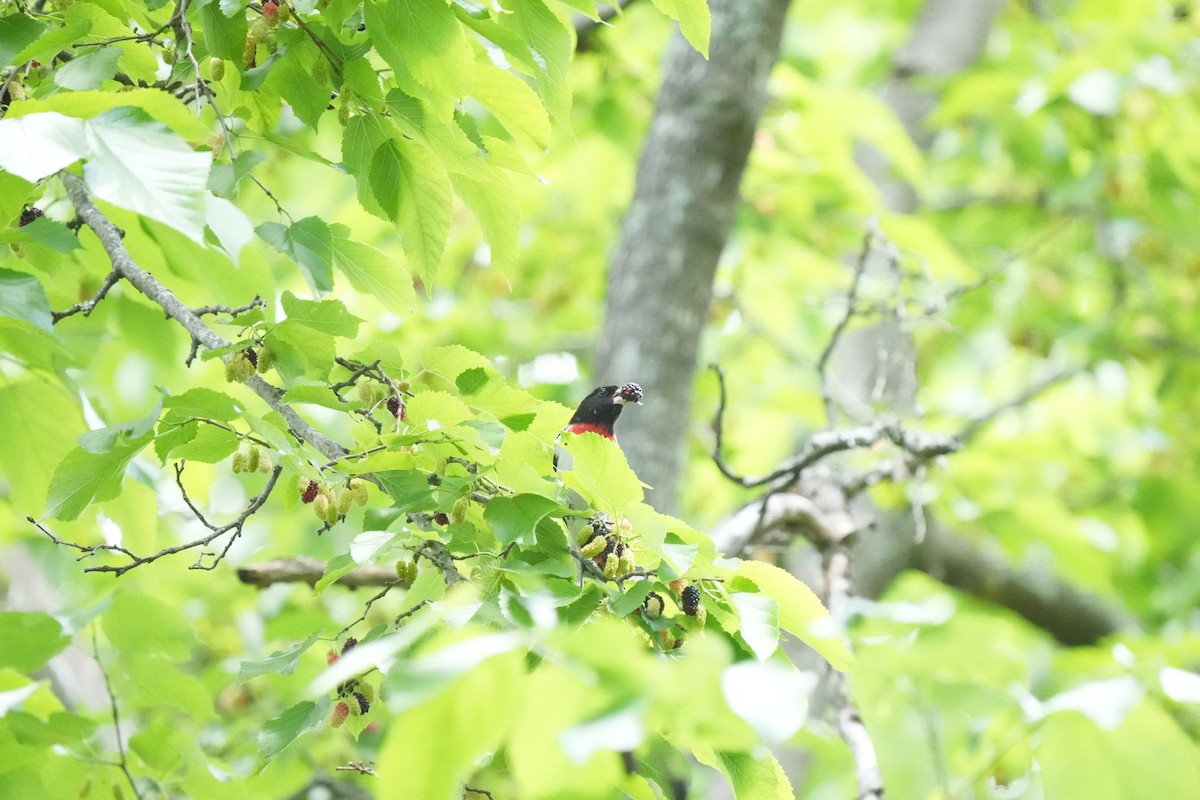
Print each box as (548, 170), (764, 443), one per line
(348, 477), (368, 505)
(643, 592), (664, 620)
(603, 553), (620, 580)
(450, 497), (469, 525)
(256, 347), (275, 373)
(618, 548), (635, 576)
(334, 487), (353, 517)
(580, 534), (607, 559)
(246, 445), (261, 473)
(224, 353), (255, 383)
(232, 450), (248, 473)
(242, 35), (257, 68)
(255, 446), (272, 473)
(314, 493), (333, 522)
(209, 57), (225, 80)
(312, 58), (329, 84)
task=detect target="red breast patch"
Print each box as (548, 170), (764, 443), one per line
(564, 422), (616, 441)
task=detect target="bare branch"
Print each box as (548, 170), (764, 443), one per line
(818, 222), (877, 426)
(51, 270), (122, 323)
(192, 295), (266, 319)
(236, 556), (398, 588)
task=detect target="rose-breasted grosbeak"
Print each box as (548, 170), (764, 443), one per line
(554, 383), (644, 473)
(555, 382), (643, 564)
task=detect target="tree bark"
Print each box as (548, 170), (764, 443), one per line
(594, 0), (793, 514)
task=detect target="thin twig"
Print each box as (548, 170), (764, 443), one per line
(51, 270), (122, 323)
(818, 221), (877, 426)
(957, 367), (1081, 444)
(91, 628), (142, 799)
(337, 582), (401, 637)
(192, 295), (266, 318)
(61, 171), (347, 462)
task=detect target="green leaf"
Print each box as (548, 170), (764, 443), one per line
(208, 149), (268, 198)
(18, 216), (82, 253)
(280, 290), (362, 337)
(170, 424), (240, 463)
(455, 367), (489, 395)
(238, 635), (320, 682)
(730, 593), (779, 661)
(0, 14), (46, 65)
(315, 553), (357, 594)
(471, 62), (552, 149)
(0, 112), (88, 182)
(378, 649), (522, 798)
(259, 698), (331, 762)
(365, 0), (473, 100)
(379, 137), (453, 283)
(198, 0), (250, 61)
(0, 612), (69, 673)
(0, 379), (82, 509)
(161, 387), (242, 422)
(692, 747), (793, 800)
(558, 432), (644, 512)
(264, 320), (336, 382)
(123, 654), (216, 721)
(44, 437), (151, 521)
(329, 228), (415, 313)
(0, 268), (52, 332)
(451, 171), (520, 272)
(484, 493), (562, 546)
(609, 581), (655, 618)
(102, 590), (197, 659)
(282, 384), (347, 410)
(76, 400), (162, 455)
(53, 46), (120, 90)
(257, 216), (335, 293)
(734, 561), (852, 671)
(266, 39), (330, 130)
(83, 107), (212, 243)
(7, 88), (210, 140)
(422, 344), (493, 381)
(154, 418), (198, 462)
(649, 0), (712, 58)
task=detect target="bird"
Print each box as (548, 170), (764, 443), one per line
(554, 383), (644, 472)
(555, 383), (643, 575)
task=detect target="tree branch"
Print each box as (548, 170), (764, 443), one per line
(236, 556), (398, 588)
(60, 171), (347, 463)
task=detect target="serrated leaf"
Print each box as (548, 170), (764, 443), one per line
(484, 493), (562, 546)
(198, 0), (250, 61)
(76, 400), (162, 454)
(282, 384), (347, 409)
(265, 319), (337, 382)
(208, 149), (268, 197)
(394, 138), (453, 283)
(558, 432), (643, 512)
(53, 46), (120, 90)
(0, 612), (69, 673)
(452, 171), (520, 272)
(472, 63), (552, 148)
(259, 698), (331, 762)
(731, 593), (779, 661)
(257, 216), (335, 293)
(19, 216), (82, 252)
(609, 581), (655, 618)
(238, 635), (321, 682)
(351, 530), (398, 564)
(422, 344), (493, 381)
(0, 112), (88, 181)
(281, 290), (362, 337)
(649, 0), (711, 57)
(735, 561), (852, 671)
(365, 0), (473, 100)
(83, 107), (212, 242)
(329, 225), (414, 312)
(0, 14), (48, 65)
(0, 268), (53, 332)
(170, 424), (240, 463)
(162, 387), (242, 421)
(315, 553), (357, 593)
(44, 437), (151, 521)
(456, 367), (489, 395)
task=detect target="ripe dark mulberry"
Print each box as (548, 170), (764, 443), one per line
(681, 585), (701, 616)
(18, 206), (44, 226)
(244, 347), (258, 368)
(352, 691), (370, 715)
(387, 395), (404, 419)
(342, 637), (358, 654)
(301, 480), (319, 503)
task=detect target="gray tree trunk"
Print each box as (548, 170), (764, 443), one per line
(594, 0), (793, 514)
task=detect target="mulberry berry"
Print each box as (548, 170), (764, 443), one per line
(681, 585), (701, 616)
(643, 592), (664, 620)
(18, 206), (44, 226)
(330, 701), (349, 728)
(301, 480), (319, 504)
